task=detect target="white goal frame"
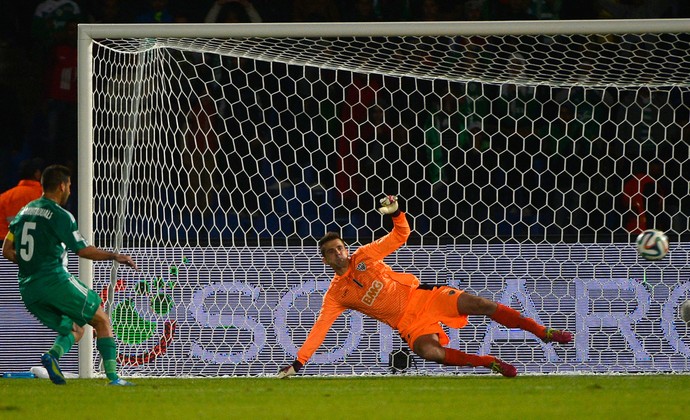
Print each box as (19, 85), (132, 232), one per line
(77, 19), (690, 378)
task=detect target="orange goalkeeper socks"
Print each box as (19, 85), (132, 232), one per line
(491, 303), (547, 340)
(443, 348), (495, 368)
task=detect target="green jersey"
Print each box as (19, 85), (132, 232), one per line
(8, 197), (88, 286)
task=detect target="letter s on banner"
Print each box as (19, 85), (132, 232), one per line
(190, 282), (267, 364)
(274, 280), (364, 364)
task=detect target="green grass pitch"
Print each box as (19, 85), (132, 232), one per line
(1, 375), (690, 419)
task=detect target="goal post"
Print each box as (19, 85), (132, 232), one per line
(75, 19), (690, 378)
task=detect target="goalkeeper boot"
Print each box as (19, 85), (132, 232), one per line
(543, 328), (573, 344)
(40, 353), (66, 385)
(488, 359), (517, 377)
(108, 378), (135, 386)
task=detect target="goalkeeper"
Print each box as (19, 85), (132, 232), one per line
(279, 195), (572, 378)
(2, 165), (138, 385)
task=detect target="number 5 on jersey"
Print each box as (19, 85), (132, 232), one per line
(19, 222), (36, 261)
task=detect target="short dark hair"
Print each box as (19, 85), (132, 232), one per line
(41, 165), (71, 192)
(318, 231), (344, 255)
(18, 158), (44, 180)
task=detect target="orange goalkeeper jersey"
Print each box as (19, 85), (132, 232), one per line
(0, 179), (43, 238)
(296, 212), (420, 364)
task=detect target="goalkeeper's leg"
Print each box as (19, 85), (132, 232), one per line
(413, 334), (517, 377)
(457, 293), (573, 344)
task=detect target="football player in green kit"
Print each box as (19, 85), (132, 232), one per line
(2, 165), (138, 385)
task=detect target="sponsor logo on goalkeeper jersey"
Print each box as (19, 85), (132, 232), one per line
(362, 280), (383, 306)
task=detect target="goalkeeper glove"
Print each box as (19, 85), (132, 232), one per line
(277, 360), (303, 379)
(377, 195), (400, 216)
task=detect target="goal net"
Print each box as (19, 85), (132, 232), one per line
(73, 20), (690, 377)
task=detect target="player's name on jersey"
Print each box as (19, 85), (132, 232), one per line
(20, 207), (54, 219)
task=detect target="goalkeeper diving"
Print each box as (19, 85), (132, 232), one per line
(278, 195), (572, 378)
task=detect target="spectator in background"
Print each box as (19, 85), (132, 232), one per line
(621, 159), (669, 234)
(0, 158), (44, 240)
(43, 20), (79, 168)
(31, 0), (84, 59)
(205, 0), (263, 23)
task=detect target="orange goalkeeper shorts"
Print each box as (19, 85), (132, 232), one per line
(396, 285), (468, 351)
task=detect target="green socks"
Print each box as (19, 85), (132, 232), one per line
(47, 335), (121, 382)
(97, 337), (120, 381)
(48, 333), (76, 359)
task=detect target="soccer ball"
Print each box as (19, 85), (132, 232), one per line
(635, 229), (669, 261)
(680, 300), (690, 323)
